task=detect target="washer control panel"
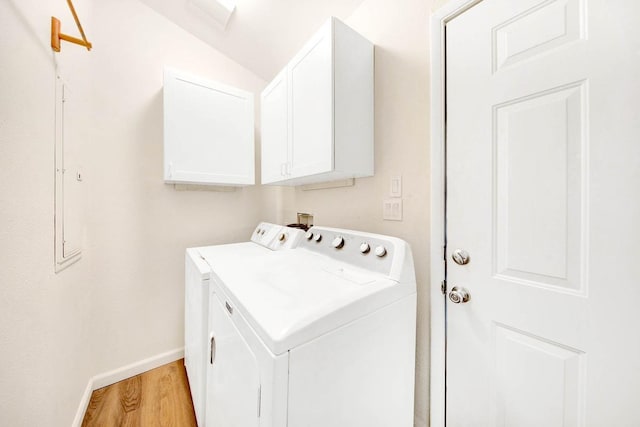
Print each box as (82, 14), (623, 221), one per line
(300, 226), (404, 278)
(269, 227), (304, 250)
(251, 222), (281, 247)
(251, 222), (304, 250)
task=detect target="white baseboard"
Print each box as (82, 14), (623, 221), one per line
(72, 347), (184, 427)
(71, 380), (94, 427)
(91, 347), (184, 389)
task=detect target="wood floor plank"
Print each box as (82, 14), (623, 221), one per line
(82, 359), (197, 427)
(120, 375), (142, 413)
(83, 383), (125, 426)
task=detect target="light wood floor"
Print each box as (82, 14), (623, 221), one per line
(82, 359), (197, 427)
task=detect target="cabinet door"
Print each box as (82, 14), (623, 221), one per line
(206, 293), (260, 427)
(288, 22), (334, 178)
(260, 70), (289, 184)
(163, 68), (255, 186)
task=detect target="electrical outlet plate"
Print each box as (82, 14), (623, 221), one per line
(383, 199), (403, 221)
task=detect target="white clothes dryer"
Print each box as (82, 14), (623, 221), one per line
(185, 222), (303, 426)
(188, 225), (417, 427)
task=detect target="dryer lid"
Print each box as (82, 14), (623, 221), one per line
(197, 242), (269, 268)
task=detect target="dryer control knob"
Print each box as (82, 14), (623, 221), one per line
(374, 246), (387, 257)
(314, 234), (322, 242)
(256, 228), (262, 234)
(359, 242), (371, 254)
(305, 231), (314, 240)
(278, 233), (287, 242)
(332, 236), (345, 249)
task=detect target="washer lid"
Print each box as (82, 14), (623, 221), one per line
(197, 242), (269, 267)
(211, 249), (415, 356)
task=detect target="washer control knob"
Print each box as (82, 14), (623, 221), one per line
(314, 234), (322, 242)
(305, 231), (314, 240)
(359, 242), (371, 254)
(278, 233), (286, 242)
(374, 246), (387, 257)
(332, 236), (345, 249)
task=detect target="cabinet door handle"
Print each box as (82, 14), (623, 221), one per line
(210, 335), (216, 365)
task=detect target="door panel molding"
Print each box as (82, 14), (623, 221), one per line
(491, 0), (586, 73)
(492, 322), (586, 427)
(492, 80), (589, 295)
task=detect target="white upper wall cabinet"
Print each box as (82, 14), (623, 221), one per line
(261, 17), (374, 186)
(260, 70), (289, 183)
(164, 68), (255, 186)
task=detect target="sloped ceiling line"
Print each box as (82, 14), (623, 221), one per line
(138, 0), (366, 80)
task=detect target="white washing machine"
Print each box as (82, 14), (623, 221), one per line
(185, 222), (304, 426)
(187, 225), (417, 427)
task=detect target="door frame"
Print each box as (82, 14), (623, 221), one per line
(429, 1), (482, 426)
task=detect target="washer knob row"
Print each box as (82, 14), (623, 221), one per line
(305, 231), (387, 257)
(305, 231), (322, 242)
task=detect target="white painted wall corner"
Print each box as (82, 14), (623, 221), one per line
(71, 347), (184, 427)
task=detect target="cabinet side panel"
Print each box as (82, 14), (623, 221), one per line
(333, 20), (374, 177)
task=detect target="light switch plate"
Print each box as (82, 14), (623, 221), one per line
(383, 199), (403, 221)
(390, 175), (402, 197)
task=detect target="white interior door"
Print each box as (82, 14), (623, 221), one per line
(445, 0), (640, 425)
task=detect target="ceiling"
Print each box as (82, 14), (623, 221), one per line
(139, 0), (367, 81)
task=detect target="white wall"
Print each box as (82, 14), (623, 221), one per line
(1, 0), (450, 424)
(280, 0), (437, 424)
(0, 0), (273, 425)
